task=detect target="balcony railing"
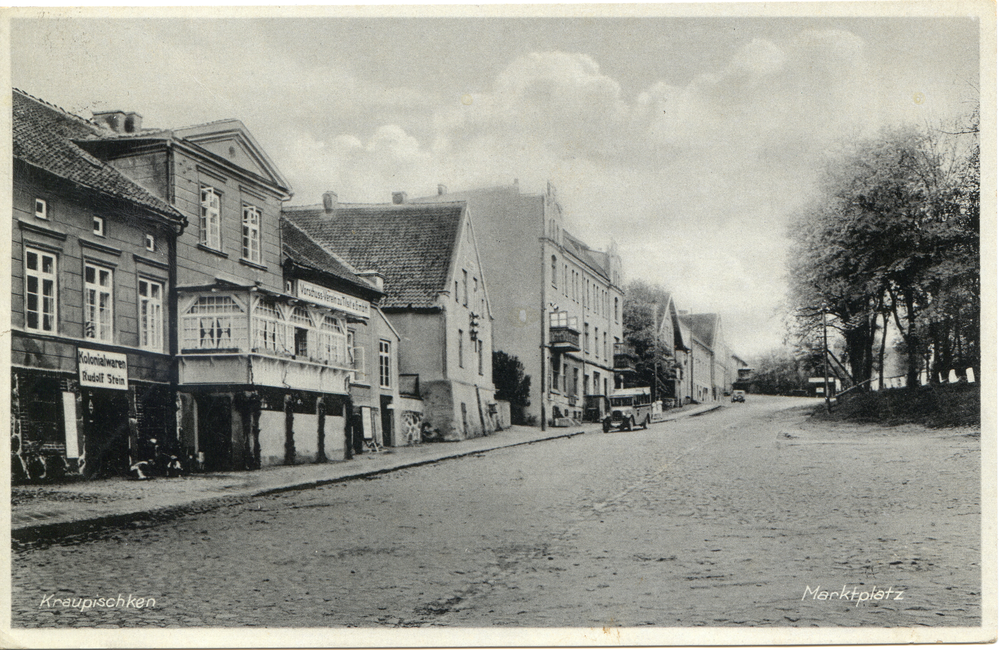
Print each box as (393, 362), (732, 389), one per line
(549, 327), (581, 352)
(614, 342), (637, 372)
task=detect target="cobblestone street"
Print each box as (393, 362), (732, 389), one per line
(11, 397), (980, 629)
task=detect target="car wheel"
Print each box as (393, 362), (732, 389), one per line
(642, 415), (650, 429)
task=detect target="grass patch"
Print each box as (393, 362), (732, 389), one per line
(812, 382), (980, 428)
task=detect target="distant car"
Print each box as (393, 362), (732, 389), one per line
(731, 390), (746, 403)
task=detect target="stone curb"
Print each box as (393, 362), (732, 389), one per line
(11, 429), (588, 544)
(12, 404), (725, 544)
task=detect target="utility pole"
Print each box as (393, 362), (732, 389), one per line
(822, 306), (831, 413)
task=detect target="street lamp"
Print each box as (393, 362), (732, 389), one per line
(822, 305), (831, 413)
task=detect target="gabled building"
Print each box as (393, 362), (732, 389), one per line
(79, 110), (381, 470)
(12, 90), (186, 479)
(283, 193), (497, 440)
(413, 183), (624, 428)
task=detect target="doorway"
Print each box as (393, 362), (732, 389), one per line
(380, 395), (393, 447)
(83, 390), (130, 478)
(197, 394), (232, 471)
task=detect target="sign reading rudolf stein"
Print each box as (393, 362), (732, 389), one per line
(77, 348), (129, 390)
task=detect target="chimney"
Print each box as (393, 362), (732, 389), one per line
(358, 271), (384, 292)
(437, 184), (448, 196)
(92, 110), (143, 134)
(392, 191), (408, 205)
(322, 191), (337, 215)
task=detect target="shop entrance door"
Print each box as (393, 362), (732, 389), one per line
(380, 396), (393, 447)
(84, 390), (130, 478)
(197, 394), (232, 471)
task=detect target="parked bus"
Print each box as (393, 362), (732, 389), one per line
(604, 387), (653, 432)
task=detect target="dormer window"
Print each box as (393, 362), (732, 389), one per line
(34, 198), (48, 220)
(92, 216), (105, 237)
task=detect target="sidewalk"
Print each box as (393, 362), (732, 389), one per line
(11, 403), (722, 542)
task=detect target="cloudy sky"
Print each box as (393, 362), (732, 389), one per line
(10, 11), (980, 357)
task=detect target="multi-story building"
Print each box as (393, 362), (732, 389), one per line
(680, 312), (730, 402)
(283, 192), (498, 440)
(75, 107), (386, 470)
(414, 182), (624, 427)
(12, 90), (186, 479)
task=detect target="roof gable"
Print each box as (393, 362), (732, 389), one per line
(171, 120), (291, 192)
(283, 202), (466, 310)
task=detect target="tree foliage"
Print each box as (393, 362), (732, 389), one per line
(788, 117), (979, 389)
(623, 280), (682, 396)
(492, 350), (531, 423)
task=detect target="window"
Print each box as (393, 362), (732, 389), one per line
(462, 270), (468, 307)
(455, 280), (459, 302)
(34, 198), (48, 220)
(200, 187), (222, 250)
(478, 340), (484, 376)
(563, 265), (568, 296)
(615, 297), (619, 323)
(604, 332), (608, 362)
(84, 263), (114, 342)
(320, 315), (347, 365)
(145, 234), (156, 252)
(254, 300), (285, 354)
(182, 295), (246, 350)
(379, 340), (391, 388)
(584, 323), (589, 354)
(551, 256), (557, 287)
(458, 330), (464, 367)
(138, 279), (163, 351)
(92, 216), (105, 237)
(594, 327), (598, 357)
(292, 307), (312, 357)
(242, 204), (261, 264)
(24, 248), (57, 332)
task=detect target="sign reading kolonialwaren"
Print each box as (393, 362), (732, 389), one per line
(77, 348), (128, 390)
(296, 279), (370, 318)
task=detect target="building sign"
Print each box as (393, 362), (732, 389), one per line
(78, 348), (129, 390)
(297, 280), (370, 318)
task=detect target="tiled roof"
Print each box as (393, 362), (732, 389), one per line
(681, 313), (719, 348)
(283, 202), (465, 309)
(280, 217), (375, 295)
(563, 231), (610, 281)
(12, 90), (182, 220)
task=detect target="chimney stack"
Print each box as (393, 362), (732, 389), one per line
(92, 110), (143, 134)
(322, 191), (337, 215)
(392, 191), (408, 205)
(358, 271), (385, 292)
(437, 184), (448, 196)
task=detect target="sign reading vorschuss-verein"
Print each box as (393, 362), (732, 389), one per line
(296, 280), (370, 318)
(77, 348), (129, 390)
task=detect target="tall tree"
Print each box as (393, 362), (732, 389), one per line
(788, 119), (978, 389)
(623, 281), (676, 396)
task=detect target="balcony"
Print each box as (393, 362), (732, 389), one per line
(549, 311), (580, 352)
(549, 326), (581, 352)
(614, 342), (637, 373)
